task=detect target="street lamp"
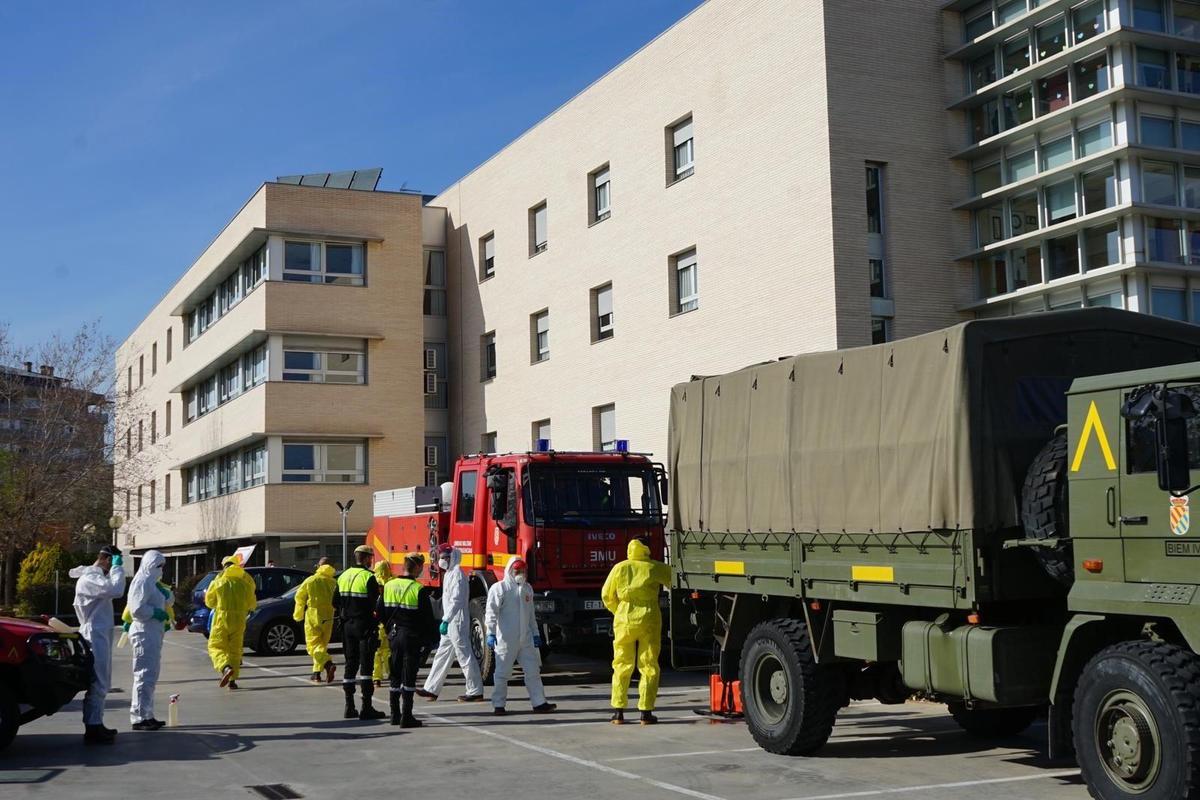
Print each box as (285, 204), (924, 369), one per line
(336, 499), (355, 568)
(107, 516), (124, 550)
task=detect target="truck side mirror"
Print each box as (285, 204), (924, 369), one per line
(1157, 389), (1195, 493)
(658, 475), (669, 508)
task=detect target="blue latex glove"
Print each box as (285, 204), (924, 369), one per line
(439, 620), (449, 636)
(533, 634), (543, 648)
(111, 555), (123, 567)
(152, 608), (169, 622)
(486, 634), (496, 648)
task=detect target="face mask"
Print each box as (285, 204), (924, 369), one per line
(513, 574), (526, 585)
(438, 558), (450, 570)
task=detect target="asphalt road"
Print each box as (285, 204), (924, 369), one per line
(3, 630), (1090, 800)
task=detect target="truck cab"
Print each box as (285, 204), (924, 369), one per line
(372, 447), (667, 670)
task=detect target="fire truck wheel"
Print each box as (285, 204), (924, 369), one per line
(469, 597), (495, 685)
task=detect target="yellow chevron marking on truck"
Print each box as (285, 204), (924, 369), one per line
(851, 565), (895, 582)
(1070, 400), (1116, 473)
(714, 560), (745, 575)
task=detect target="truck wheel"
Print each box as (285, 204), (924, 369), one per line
(1020, 433), (1073, 584)
(469, 597), (495, 685)
(948, 703), (1039, 738)
(0, 683), (17, 752)
(738, 618), (844, 755)
(1073, 641), (1200, 800)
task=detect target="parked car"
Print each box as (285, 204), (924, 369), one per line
(187, 567), (310, 635)
(0, 616), (92, 750)
(245, 585), (343, 656)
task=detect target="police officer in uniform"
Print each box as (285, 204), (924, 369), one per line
(334, 545), (385, 720)
(378, 553), (439, 728)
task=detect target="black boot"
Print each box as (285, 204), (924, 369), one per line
(359, 682), (386, 721)
(343, 685), (358, 719)
(640, 710), (658, 725)
(83, 725), (116, 745)
(389, 691), (402, 726)
(400, 690), (422, 728)
(610, 710), (626, 725)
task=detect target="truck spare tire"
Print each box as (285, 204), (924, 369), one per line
(1020, 432), (1073, 584)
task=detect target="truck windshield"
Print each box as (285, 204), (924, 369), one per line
(524, 464), (661, 527)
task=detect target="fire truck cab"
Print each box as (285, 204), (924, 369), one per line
(370, 448), (667, 673)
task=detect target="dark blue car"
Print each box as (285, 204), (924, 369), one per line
(187, 567), (309, 637)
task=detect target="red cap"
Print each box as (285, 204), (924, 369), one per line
(510, 559), (527, 572)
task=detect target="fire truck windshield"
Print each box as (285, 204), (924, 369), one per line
(524, 464), (662, 527)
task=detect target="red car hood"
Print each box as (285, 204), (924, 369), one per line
(0, 616), (54, 635)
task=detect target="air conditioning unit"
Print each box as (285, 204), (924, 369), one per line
(424, 371), (437, 395)
(425, 445), (438, 467)
(424, 469), (438, 487)
(424, 348), (437, 370)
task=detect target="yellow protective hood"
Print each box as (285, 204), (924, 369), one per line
(224, 564), (246, 580)
(373, 560), (393, 583)
(316, 564), (336, 579)
(627, 538), (651, 561)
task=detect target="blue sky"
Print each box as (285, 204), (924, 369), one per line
(0, 0), (701, 349)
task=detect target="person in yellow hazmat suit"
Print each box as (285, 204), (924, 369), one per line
(601, 536), (672, 725)
(205, 555), (257, 689)
(293, 557), (338, 684)
(372, 559), (393, 686)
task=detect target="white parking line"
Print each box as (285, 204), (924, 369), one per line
(777, 769), (1082, 800)
(609, 747), (761, 762)
(421, 709), (728, 800)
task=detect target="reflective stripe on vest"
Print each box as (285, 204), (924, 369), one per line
(337, 566), (372, 597)
(383, 577), (422, 609)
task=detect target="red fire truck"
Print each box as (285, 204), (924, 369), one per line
(369, 447), (667, 676)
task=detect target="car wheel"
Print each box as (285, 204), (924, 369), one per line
(0, 683), (18, 751)
(257, 620), (298, 656)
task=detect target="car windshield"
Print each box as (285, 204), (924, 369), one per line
(281, 586), (300, 600)
(524, 464), (662, 527)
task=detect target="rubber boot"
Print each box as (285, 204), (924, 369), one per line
(359, 682), (386, 721)
(343, 684), (358, 719)
(640, 710), (658, 726)
(610, 710), (626, 725)
(400, 690), (422, 729)
(389, 691), (402, 726)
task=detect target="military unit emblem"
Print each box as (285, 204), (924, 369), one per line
(1171, 496), (1190, 537)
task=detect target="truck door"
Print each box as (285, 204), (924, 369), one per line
(451, 468), (480, 566)
(1117, 384), (1200, 583)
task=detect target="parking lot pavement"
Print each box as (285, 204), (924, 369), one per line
(3, 630), (1088, 800)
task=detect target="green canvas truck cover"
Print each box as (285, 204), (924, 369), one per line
(668, 309), (1200, 538)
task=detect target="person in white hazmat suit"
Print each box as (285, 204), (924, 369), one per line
(70, 544), (126, 744)
(126, 550), (172, 730)
(483, 558), (556, 715)
(416, 544), (484, 702)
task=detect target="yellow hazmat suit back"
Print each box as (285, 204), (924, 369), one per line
(601, 538), (672, 711)
(293, 564), (337, 673)
(372, 560), (394, 682)
(205, 562), (257, 681)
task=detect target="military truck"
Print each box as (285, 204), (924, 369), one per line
(668, 309), (1200, 800)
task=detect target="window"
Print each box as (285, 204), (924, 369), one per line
(591, 166), (611, 223)
(973, 99), (1001, 142)
(424, 249), (446, 316)
(871, 318), (890, 345)
(165, 400), (171, 437)
(1074, 1), (1105, 42)
(1035, 17), (1066, 60)
(1037, 70), (1070, 115)
(1186, 166), (1200, 207)
(139, 355), (144, 387)
(979, 256), (1009, 298)
(1085, 222), (1121, 269)
(1179, 53), (1200, 94)
(242, 245), (266, 294)
(1008, 149), (1037, 182)
(866, 165), (883, 233)
(150, 410), (157, 445)
(1177, 0), (1200, 38)
(974, 162), (1002, 194)
(671, 117), (694, 181)
(456, 471), (478, 523)
(1041, 136), (1073, 170)
(183, 345), (267, 423)
(964, 3), (993, 40)
(997, 0), (1024, 25)
(424, 342), (447, 410)
(978, 205), (1005, 246)
(125, 427), (131, 459)
(594, 404), (616, 452)
(165, 474), (171, 510)
(1011, 193), (1039, 236)
(1046, 178), (1077, 224)
(1003, 86), (1034, 128)
(1153, 286), (1188, 319)
(1075, 53), (1108, 100)
(425, 444), (438, 469)
(1088, 292), (1123, 307)
(126, 366), (132, 398)
(971, 52), (997, 90)
(531, 310), (550, 363)
(1078, 121), (1112, 156)
(1139, 47), (1170, 89)
(1148, 218), (1183, 262)
(151, 343), (157, 376)
(870, 259), (887, 298)
(1135, 0), (1167, 31)
(1004, 34), (1031, 76)
(480, 234), (495, 280)
(242, 444), (266, 487)
(1082, 167), (1116, 214)
(1047, 233), (1080, 279)
(138, 420), (144, 452)
(481, 332), (496, 381)
(1012, 245), (1043, 287)
(482, 432), (497, 453)
(530, 203), (548, 255)
(594, 283), (614, 341)
(282, 349), (365, 383)
(137, 485), (143, 518)
(282, 241), (365, 285)
(1143, 116), (1177, 147)
(125, 489), (131, 519)
(671, 249), (699, 315)
(1144, 161), (1179, 205)
(166, 327), (172, 363)
(282, 440), (365, 483)
(1185, 121), (1200, 150)
(532, 419), (551, 449)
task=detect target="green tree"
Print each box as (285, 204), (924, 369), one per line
(16, 542), (84, 616)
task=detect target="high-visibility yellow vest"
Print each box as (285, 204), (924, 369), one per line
(383, 577), (422, 609)
(337, 566), (373, 598)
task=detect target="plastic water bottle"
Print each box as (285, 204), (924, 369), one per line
(167, 694), (180, 727)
